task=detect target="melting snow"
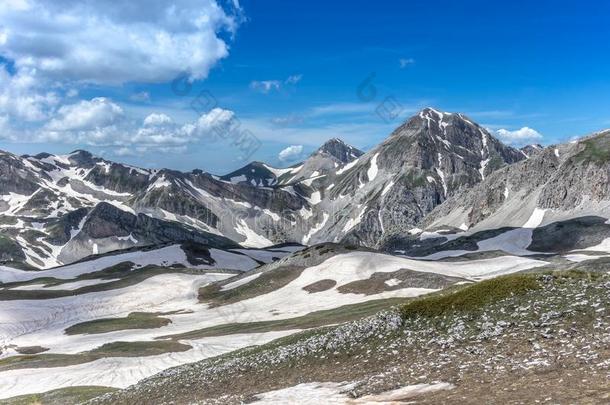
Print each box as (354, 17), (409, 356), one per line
(253, 381), (456, 404)
(236, 219), (273, 248)
(367, 153), (379, 181)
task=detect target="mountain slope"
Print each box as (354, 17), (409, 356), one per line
(424, 129), (610, 232)
(301, 108), (525, 247)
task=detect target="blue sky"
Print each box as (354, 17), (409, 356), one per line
(0, 0), (609, 174)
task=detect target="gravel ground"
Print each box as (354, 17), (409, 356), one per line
(87, 270), (610, 405)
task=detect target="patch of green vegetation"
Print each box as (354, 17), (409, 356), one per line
(574, 134), (610, 164)
(402, 169), (427, 188)
(65, 312), (172, 335)
(15, 346), (49, 355)
(160, 297), (411, 340)
(198, 265), (305, 306)
(0, 386), (117, 405)
(0, 341), (191, 372)
(0, 216), (18, 226)
(399, 274), (540, 319)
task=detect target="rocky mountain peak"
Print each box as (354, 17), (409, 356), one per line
(315, 138), (363, 163)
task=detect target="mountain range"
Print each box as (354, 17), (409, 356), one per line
(1, 108), (609, 270)
(1, 107), (610, 403)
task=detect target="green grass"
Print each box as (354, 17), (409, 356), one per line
(160, 297), (411, 340)
(0, 386), (117, 405)
(0, 341), (191, 372)
(399, 274), (540, 319)
(198, 265), (305, 306)
(574, 134), (610, 164)
(64, 312), (172, 335)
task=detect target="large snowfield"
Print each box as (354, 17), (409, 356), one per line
(0, 241), (557, 399)
(2, 222), (610, 399)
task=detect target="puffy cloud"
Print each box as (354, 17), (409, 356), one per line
(278, 145), (304, 162)
(0, 66), (59, 121)
(0, 0), (241, 84)
(32, 94), (236, 152)
(45, 98), (124, 132)
(143, 113), (173, 127)
(495, 127), (543, 145)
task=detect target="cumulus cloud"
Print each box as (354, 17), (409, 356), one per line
(495, 127), (543, 145)
(31, 93), (236, 153)
(0, 0), (241, 84)
(45, 98), (124, 132)
(0, 66), (59, 121)
(143, 113), (173, 127)
(278, 145), (304, 162)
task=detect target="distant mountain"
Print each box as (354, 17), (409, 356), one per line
(4, 109), (607, 270)
(300, 108), (525, 247)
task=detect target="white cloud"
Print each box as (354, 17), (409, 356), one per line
(0, 66), (59, 121)
(278, 145), (304, 162)
(132, 107), (235, 147)
(250, 80), (282, 94)
(0, 114), (10, 138)
(45, 97), (124, 132)
(31, 94), (236, 152)
(143, 113), (173, 127)
(250, 74), (302, 94)
(399, 58), (415, 68)
(0, 0), (241, 84)
(495, 127), (543, 145)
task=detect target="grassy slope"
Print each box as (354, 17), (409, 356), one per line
(0, 341), (191, 372)
(0, 387), (117, 405)
(65, 312), (173, 335)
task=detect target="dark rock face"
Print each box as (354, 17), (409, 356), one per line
(45, 208), (90, 245)
(0, 151), (43, 196)
(529, 216), (610, 252)
(315, 138), (363, 163)
(220, 162), (281, 187)
(80, 202), (237, 248)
